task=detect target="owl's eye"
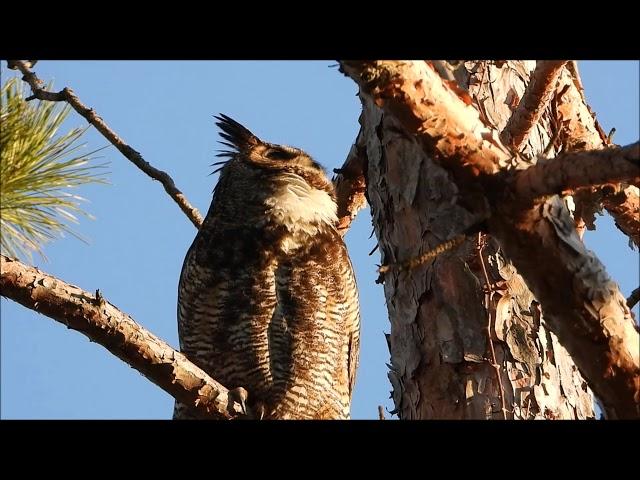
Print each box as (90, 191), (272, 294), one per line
(264, 148), (296, 161)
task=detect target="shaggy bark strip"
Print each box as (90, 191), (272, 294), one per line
(334, 122), (368, 235)
(342, 60), (640, 418)
(554, 63), (639, 244)
(500, 60), (568, 151)
(489, 198), (639, 419)
(6, 60), (204, 230)
(602, 186), (640, 247)
(0, 255), (243, 419)
(514, 142), (640, 200)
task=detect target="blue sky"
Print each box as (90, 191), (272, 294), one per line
(1, 61), (638, 419)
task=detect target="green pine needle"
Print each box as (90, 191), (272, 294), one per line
(1, 77), (108, 261)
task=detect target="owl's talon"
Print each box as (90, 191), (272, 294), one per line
(251, 402), (266, 420)
(228, 387), (249, 417)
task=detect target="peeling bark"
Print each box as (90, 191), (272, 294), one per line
(334, 125), (368, 235)
(501, 60), (568, 151)
(344, 60), (639, 419)
(0, 255), (243, 419)
(489, 196), (639, 419)
(553, 62), (639, 245)
(602, 186), (640, 247)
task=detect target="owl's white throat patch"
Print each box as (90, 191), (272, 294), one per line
(264, 174), (337, 247)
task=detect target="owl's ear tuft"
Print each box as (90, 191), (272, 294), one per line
(214, 114), (261, 151)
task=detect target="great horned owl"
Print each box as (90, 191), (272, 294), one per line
(173, 115), (360, 419)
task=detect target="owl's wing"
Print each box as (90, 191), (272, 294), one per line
(269, 233), (360, 419)
(339, 250), (361, 399)
(176, 233), (228, 375)
(177, 225), (278, 401)
(317, 238), (361, 409)
(347, 312), (360, 398)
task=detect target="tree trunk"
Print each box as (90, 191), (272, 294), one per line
(359, 61), (595, 419)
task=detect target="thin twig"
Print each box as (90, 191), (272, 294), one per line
(477, 233), (508, 420)
(500, 60), (568, 151)
(378, 234), (465, 274)
(7, 60), (204, 229)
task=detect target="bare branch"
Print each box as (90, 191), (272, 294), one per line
(431, 61), (456, 82)
(0, 255), (242, 419)
(6, 60), (204, 230)
(500, 60), (568, 151)
(514, 142), (640, 200)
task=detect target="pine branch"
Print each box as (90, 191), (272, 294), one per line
(6, 60), (204, 230)
(0, 254), (243, 419)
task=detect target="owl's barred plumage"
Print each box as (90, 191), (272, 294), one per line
(173, 115), (360, 419)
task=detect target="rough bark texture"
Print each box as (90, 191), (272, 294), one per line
(0, 255), (244, 419)
(513, 142), (639, 200)
(500, 60), (568, 151)
(334, 137), (368, 235)
(357, 61), (600, 419)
